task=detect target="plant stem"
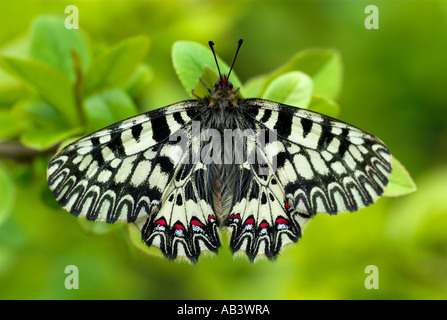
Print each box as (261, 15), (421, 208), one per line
(71, 49), (86, 128)
(0, 141), (58, 162)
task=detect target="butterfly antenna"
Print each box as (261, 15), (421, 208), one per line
(208, 41), (222, 79)
(227, 39), (243, 80)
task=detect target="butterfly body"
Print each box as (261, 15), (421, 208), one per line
(47, 40), (392, 263)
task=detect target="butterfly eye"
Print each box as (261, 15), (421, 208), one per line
(214, 81), (220, 90)
(227, 81), (233, 90)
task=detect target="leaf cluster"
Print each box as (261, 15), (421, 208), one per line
(0, 15), (150, 150)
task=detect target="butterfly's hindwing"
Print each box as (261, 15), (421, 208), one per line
(137, 162), (220, 263)
(225, 164), (304, 261)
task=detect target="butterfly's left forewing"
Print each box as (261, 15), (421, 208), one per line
(47, 101), (203, 223)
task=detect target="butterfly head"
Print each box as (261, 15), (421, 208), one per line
(209, 39), (243, 95)
(213, 76), (233, 92)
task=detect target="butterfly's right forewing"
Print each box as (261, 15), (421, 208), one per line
(242, 98), (392, 216)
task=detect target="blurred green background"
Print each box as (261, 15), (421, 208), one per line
(0, 0), (446, 300)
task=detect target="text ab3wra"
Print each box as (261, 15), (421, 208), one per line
(176, 303), (270, 317)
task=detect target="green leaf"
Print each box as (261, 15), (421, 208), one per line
(192, 65), (220, 98)
(307, 95), (340, 118)
(262, 71), (313, 108)
(0, 56), (78, 125)
(125, 64), (152, 98)
(78, 219), (124, 235)
(0, 163), (16, 226)
(243, 75), (269, 98)
(172, 41), (243, 98)
(82, 36), (150, 97)
(5, 99), (74, 148)
(20, 126), (83, 150)
(17, 99), (69, 129)
(0, 34), (29, 105)
(30, 15), (91, 82)
(0, 32), (31, 60)
(83, 88), (138, 131)
(0, 85), (25, 108)
(271, 48), (343, 100)
(254, 48), (343, 100)
(0, 62), (26, 108)
(0, 109), (27, 139)
(384, 165), (446, 245)
(383, 155), (417, 197)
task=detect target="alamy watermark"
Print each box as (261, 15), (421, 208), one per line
(365, 5), (379, 30)
(65, 5), (79, 30)
(364, 265), (379, 289)
(64, 265), (79, 290)
(169, 121), (278, 175)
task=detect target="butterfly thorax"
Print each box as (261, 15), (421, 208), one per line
(203, 77), (243, 129)
(208, 77), (239, 107)
(197, 79), (246, 223)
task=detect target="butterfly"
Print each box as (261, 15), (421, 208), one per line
(47, 39), (392, 263)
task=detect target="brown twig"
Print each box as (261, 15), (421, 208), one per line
(0, 141), (58, 162)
